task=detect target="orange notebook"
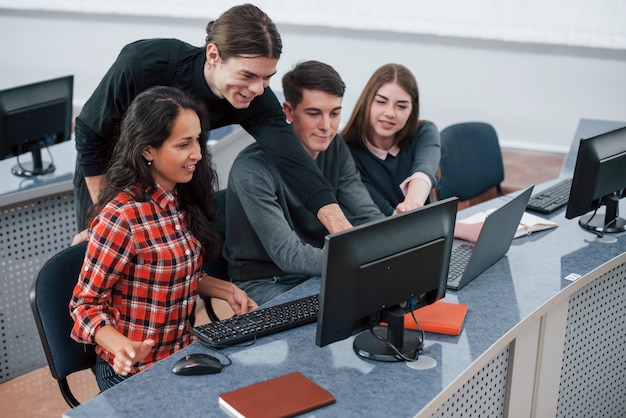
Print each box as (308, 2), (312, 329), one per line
(405, 301), (468, 336)
(218, 371), (336, 418)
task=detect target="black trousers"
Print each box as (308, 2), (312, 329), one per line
(73, 162), (93, 231)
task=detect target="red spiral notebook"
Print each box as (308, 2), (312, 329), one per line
(405, 301), (468, 335)
(218, 371), (336, 418)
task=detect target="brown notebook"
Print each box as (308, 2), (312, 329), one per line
(218, 371), (336, 418)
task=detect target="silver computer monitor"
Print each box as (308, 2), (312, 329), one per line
(561, 118), (626, 178)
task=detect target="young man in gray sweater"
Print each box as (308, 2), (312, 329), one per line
(223, 60), (385, 305)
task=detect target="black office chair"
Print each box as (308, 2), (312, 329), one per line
(29, 241), (97, 408)
(435, 122), (504, 202)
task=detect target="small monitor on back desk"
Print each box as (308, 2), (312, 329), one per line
(0, 76), (74, 177)
(315, 197), (457, 362)
(565, 126), (626, 237)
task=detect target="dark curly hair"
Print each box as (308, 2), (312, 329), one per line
(89, 86), (221, 259)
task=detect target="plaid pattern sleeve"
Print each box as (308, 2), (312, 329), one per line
(69, 185), (203, 373)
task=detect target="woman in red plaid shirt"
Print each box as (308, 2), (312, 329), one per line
(70, 86), (257, 391)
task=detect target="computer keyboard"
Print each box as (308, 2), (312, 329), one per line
(447, 243), (473, 283)
(191, 294), (319, 348)
(526, 178), (572, 214)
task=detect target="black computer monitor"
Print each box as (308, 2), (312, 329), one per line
(0, 75), (74, 177)
(565, 126), (626, 235)
(315, 197), (457, 362)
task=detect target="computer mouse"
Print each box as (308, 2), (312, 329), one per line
(172, 353), (223, 375)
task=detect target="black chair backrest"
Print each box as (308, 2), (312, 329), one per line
(436, 122), (504, 201)
(29, 241), (96, 407)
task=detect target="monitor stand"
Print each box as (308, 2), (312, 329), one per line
(11, 143), (55, 177)
(353, 305), (423, 362)
(579, 194), (626, 234)
(12, 161), (56, 177)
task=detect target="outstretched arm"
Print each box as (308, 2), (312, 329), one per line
(197, 274), (258, 315)
(242, 89), (351, 233)
(316, 204), (352, 233)
(454, 221), (483, 243)
(396, 177), (431, 213)
(397, 121), (441, 212)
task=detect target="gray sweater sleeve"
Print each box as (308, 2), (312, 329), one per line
(225, 150), (324, 280)
(409, 121), (441, 187)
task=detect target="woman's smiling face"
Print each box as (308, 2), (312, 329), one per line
(368, 82), (413, 146)
(142, 108), (203, 191)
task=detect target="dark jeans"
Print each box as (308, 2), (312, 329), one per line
(236, 274), (312, 307)
(94, 355), (131, 392)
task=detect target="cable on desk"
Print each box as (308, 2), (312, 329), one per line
(368, 314), (424, 363)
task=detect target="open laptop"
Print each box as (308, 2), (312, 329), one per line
(447, 185), (534, 290)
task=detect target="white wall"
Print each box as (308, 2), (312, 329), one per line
(4, 0), (626, 50)
(1, 8), (625, 152)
